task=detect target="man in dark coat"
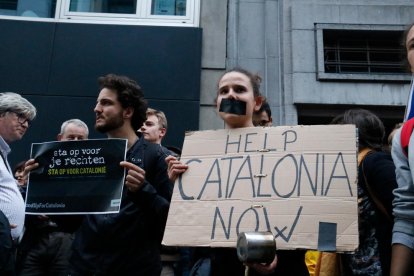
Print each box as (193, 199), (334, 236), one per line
(68, 74), (173, 275)
(0, 210), (14, 275)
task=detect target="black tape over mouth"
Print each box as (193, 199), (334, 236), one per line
(219, 99), (247, 115)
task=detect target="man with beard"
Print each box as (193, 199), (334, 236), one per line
(68, 74), (173, 275)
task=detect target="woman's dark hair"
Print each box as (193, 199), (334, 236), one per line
(257, 100), (271, 118)
(98, 74), (148, 131)
(331, 109), (385, 151)
(217, 67), (263, 97)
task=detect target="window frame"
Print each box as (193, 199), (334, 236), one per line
(0, 0), (200, 27)
(315, 23), (410, 82)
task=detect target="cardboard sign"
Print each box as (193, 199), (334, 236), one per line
(163, 125), (359, 252)
(26, 139), (127, 214)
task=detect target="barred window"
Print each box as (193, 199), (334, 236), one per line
(315, 24), (410, 82)
(324, 30), (405, 74)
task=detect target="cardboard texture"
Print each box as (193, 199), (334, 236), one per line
(163, 125), (359, 251)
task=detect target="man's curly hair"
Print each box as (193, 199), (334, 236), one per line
(98, 74), (148, 131)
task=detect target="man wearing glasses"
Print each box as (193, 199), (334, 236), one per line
(0, 92), (36, 275)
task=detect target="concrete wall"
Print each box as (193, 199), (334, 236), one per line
(199, 0), (228, 130)
(288, 1), (414, 113)
(198, 0), (414, 128)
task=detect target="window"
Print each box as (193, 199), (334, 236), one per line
(0, 0), (200, 26)
(0, 0), (57, 18)
(315, 24), (410, 82)
(60, 0), (198, 26)
(0, 1), (17, 10)
(69, 0), (136, 14)
(151, 0), (186, 16)
(324, 30), (405, 74)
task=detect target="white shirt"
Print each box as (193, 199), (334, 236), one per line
(0, 136), (25, 239)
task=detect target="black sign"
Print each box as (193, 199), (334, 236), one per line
(26, 139), (127, 214)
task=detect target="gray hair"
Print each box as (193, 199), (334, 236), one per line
(0, 92), (36, 120)
(60, 119), (89, 136)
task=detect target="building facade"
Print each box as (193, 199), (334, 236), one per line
(200, 0), (414, 133)
(1, 0), (413, 164)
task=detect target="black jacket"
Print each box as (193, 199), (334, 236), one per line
(358, 151), (395, 275)
(70, 137), (173, 275)
(342, 150), (396, 275)
(0, 210), (15, 276)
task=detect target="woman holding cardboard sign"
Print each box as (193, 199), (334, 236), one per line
(166, 68), (308, 275)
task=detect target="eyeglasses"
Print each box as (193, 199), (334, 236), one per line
(10, 111), (32, 127)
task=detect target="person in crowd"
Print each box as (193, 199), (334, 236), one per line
(139, 108), (183, 276)
(140, 108), (168, 144)
(65, 74), (173, 275)
(166, 68), (308, 275)
(17, 119), (89, 276)
(24, 75), (173, 275)
(13, 161), (27, 187)
(331, 109), (396, 275)
(253, 100), (273, 127)
(13, 161), (28, 201)
(387, 122), (403, 152)
(388, 123), (403, 147)
(140, 107), (172, 159)
(0, 92), (36, 275)
(57, 118), (89, 141)
(390, 22), (414, 276)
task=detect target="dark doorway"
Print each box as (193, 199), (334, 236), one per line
(297, 104), (405, 146)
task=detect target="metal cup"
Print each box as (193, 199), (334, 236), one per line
(237, 231), (276, 264)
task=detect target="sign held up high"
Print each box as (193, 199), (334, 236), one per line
(163, 125), (359, 252)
